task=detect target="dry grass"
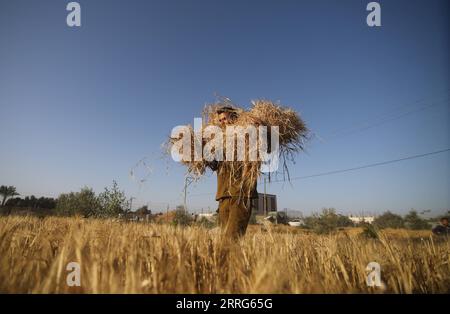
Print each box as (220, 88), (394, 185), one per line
(0, 216), (449, 294)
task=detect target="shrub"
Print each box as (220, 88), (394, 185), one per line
(95, 181), (129, 218)
(55, 187), (99, 217)
(248, 211), (257, 225)
(373, 211), (404, 229)
(173, 208), (193, 226)
(361, 222), (379, 239)
(196, 217), (216, 229)
(304, 208), (354, 234)
(404, 210), (430, 230)
(135, 205), (150, 215)
(5, 196), (57, 210)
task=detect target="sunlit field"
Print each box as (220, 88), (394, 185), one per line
(0, 216), (448, 293)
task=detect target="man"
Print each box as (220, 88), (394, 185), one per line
(209, 106), (258, 240)
(432, 217), (449, 236)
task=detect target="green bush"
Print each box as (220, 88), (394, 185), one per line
(173, 208), (193, 226)
(304, 208), (354, 234)
(55, 181), (129, 218)
(248, 211), (257, 225)
(95, 181), (129, 218)
(196, 217), (216, 229)
(55, 187), (99, 217)
(404, 210), (430, 230)
(373, 211), (404, 229)
(361, 222), (379, 239)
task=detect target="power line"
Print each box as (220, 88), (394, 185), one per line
(324, 90), (449, 139)
(327, 98), (449, 140)
(188, 148), (450, 195)
(304, 93), (449, 150)
(270, 148), (450, 183)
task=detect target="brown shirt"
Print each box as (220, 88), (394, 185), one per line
(211, 162), (258, 201)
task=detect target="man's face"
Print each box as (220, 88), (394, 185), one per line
(442, 219), (449, 227)
(218, 112), (233, 127)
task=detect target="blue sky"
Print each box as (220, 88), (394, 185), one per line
(0, 0), (448, 215)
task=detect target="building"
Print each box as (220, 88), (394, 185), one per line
(252, 193), (277, 215)
(348, 215), (375, 224)
(196, 213), (216, 222)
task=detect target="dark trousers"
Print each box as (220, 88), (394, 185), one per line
(218, 197), (253, 240)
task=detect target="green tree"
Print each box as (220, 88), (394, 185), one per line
(373, 211), (404, 229)
(135, 205), (150, 215)
(96, 181), (129, 217)
(196, 216), (216, 229)
(173, 207), (192, 226)
(404, 210), (430, 230)
(304, 208), (353, 234)
(336, 214), (354, 227)
(361, 222), (379, 239)
(5, 195), (56, 209)
(0, 185), (19, 206)
(55, 187), (99, 217)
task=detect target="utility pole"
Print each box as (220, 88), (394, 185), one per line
(263, 177), (267, 216)
(129, 197), (135, 212)
(184, 177), (188, 214)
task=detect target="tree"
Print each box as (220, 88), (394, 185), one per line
(173, 206), (192, 226)
(55, 187), (99, 217)
(304, 208), (353, 234)
(54, 181), (128, 218)
(5, 196), (56, 209)
(336, 214), (354, 227)
(404, 210), (430, 230)
(373, 211), (404, 229)
(135, 205), (150, 215)
(361, 222), (379, 239)
(0, 185), (19, 206)
(37, 197), (57, 209)
(96, 181), (129, 217)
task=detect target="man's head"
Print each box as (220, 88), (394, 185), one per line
(217, 106), (238, 127)
(440, 217), (449, 227)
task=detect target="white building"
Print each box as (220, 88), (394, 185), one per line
(196, 213), (216, 222)
(348, 215), (375, 224)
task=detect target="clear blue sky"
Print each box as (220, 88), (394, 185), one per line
(0, 0), (448, 215)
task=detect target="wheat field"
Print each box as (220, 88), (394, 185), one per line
(0, 216), (448, 293)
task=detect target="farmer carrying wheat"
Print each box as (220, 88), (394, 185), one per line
(169, 98), (309, 241)
(208, 106), (259, 240)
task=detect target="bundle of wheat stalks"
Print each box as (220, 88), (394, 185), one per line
(168, 99), (309, 188)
